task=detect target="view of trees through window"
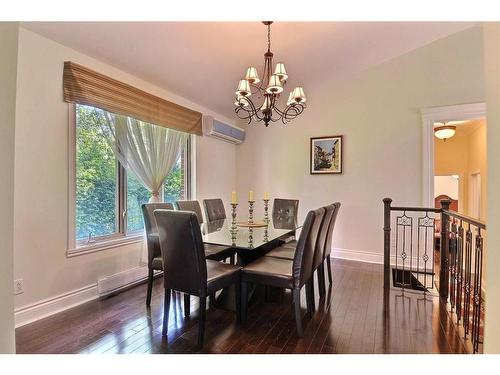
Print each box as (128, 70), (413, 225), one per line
(75, 104), (186, 242)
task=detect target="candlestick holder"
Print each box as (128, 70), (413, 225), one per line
(263, 224), (269, 243)
(248, 200), (255, 224)
(263, 199), (270, 223)
(230, 203), (238, 231)
(248, 227), (254, 249)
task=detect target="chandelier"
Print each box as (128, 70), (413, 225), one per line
(234, 21), (307, 127)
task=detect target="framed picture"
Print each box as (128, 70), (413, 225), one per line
(310, 135), (343, 174)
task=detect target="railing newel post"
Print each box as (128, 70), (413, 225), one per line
(439, 199), (451, 301)
(383, 198), (392, 290)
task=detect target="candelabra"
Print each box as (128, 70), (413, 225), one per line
(230, 203), (238, 231)
(230, 203), (238, 246)
(263, 225), (269, 243)
(248, 200), (255, 224)
(263, 199), (270, 223)
(248, 228), (254, 249)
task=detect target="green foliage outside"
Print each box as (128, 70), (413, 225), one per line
(164, 161), (183, 204)
(76, 105), (117, 240)
(76, 104), (184, 240)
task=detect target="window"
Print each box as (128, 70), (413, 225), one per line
(72, 104), (190, 251)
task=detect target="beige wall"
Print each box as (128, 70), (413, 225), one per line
(0, 22), (19, 354)
(468, 122), (487, 220)
(434, 120), (487, 220)
(236, 26), (485, 262)
(483, 22), (500, 354)
(13, 28), (236, 312)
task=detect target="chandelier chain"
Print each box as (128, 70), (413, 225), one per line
(267, 23), (271, 52)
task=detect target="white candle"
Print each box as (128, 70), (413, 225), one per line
(231, 191), (237, 204)
(264, 191), (269, 200)
(249, 190), (254, 201)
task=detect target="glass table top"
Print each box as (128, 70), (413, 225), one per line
(201, 218), (300, 250)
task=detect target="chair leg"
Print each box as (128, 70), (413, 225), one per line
(146, 268), (154, 306)
(162, 288), (171, 336)
(197, 296), (207, 348)
(318, 264), (326, 297)
(230, 254), (235, 265)
(184, 293), (190, 318)
(235, 278), (242, 323)
(326, 255), (333, 284)
(293, 289), (304, 337)
(241, 280), (248, 322)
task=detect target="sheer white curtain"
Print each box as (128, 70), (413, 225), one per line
(101, 112), (189, 203)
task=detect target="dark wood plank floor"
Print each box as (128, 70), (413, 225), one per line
(16, 259), (467, 354)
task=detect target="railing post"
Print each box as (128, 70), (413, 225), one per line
(383, 198), (392, 290)
(439, 199), (451, 301)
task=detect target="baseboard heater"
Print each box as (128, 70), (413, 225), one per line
(97, 266), (161, 298)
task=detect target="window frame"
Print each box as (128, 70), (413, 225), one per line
(67, 103), (192, 257)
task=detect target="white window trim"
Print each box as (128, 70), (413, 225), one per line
(67, 104), (193, 257)
(67, 103), (144, 256)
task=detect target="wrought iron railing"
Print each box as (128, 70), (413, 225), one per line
(383, 198), (486, 353)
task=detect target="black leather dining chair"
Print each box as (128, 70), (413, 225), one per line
(203, 198), (227, 222)
(265, 204), (335, 309)
(310, 204), (336, 305)
(176, 200), (235, 263)
(323, 202), (341, 286)
(141, 202), (174, 306)
(154, 210), (241, 348)
(272, 198), (299, 243)
(240, 207), (325, 337)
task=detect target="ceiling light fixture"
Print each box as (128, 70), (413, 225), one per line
(234, 21), (307, 127)
(434, 120), (467, 141)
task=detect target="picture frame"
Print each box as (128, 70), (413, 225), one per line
(310, 135), (343, 174)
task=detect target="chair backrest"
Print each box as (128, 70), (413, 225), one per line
(142, 202), (175, 235)
(154, 210), (208, 296)
(272, 198), (299, 229)
(323, 202), (341, 258)
(292, 207), (325, 288)
(203, 198), (226, 222)
(141, 203), (174, 264)
(176, 200), (204, 224)
(312, 205), (335, 271)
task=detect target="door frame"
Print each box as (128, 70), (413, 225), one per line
(421, 102), (486, 207)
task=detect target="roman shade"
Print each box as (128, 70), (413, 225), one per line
(63, 61), (203, 135)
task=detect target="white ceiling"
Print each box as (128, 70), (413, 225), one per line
(22, 22), (475, 119)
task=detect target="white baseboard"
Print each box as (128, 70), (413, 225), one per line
(332, 247), (384, 264)
(14, 283), (98, 328)
(14, 265), (155, 328)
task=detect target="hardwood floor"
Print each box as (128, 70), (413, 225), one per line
(15, 259), (467, 354)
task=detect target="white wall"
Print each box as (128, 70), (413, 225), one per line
(434, 175), (459, 200)
(236, 26), (485, 263)
(13, 28), (236, 315)
(483, 22), (500, 354)
(0, 22), (19, 353)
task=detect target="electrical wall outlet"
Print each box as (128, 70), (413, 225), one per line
(14, 279), (24, 295)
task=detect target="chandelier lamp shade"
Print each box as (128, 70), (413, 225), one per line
(234, 21), (307, 126)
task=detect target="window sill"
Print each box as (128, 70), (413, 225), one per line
(67, 233), (144, 258)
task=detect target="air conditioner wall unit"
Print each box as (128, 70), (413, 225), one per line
(202, 116), (245, 144)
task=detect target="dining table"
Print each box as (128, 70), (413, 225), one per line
(201, 217), (301, 265)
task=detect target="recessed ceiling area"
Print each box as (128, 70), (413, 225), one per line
(22, 22), (475, 119)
